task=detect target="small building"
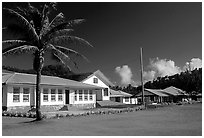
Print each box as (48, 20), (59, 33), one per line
(109, 89), (133, 104)
(196, 93), (202, 102)
(162, 86), (188, 103)
(2, 72), (103, 111)
(135, 89), (169, 104)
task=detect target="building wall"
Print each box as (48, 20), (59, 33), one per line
(4, 84), (97, 109)
(70, 89), (96, 106)
(110, 97), (123, 103)
(95, 89), (102, 101)
(2, 85), (8, 107)
(40, 85), (66, 106)
(130, 98), (138, 104)
(7, 84), (35, 107)
(82, 75), (110, 101)
(122, 97), (131, 104)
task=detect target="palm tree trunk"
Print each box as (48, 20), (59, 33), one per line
(36, 69), (42, 121)
(35, 51), (44, 121)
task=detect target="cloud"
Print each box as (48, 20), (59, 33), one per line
(183, 58), (202, 71)
(143, 58), (181, 82)
(115, 65), (133, 85)
(143, 70), (156, 82)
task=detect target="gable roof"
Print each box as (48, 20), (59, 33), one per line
(2, 72), (104, 89)
(110, 89), (132, 97)
(79, 70), (114, 87)
(135, 89), (169, 97)
(163, 86), (186, 96)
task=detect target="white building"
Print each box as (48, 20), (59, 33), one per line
(77, 70), (114, 101)
(2, 72), (103, 111)
(71, 70), (138, 105)
(109, 89), (137, 104)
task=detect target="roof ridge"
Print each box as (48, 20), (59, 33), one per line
(13, 72), (66, 79)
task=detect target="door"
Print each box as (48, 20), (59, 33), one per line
(65, 90), (69, 104)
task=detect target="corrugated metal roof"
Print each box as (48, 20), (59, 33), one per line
(145, 89), (169, 97)
(110, 89), (132, 97)
(2, 72), (104, 89)
(163, 86), (186, 96)
(136, 89), (169, 97)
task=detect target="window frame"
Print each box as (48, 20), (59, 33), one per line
(89, 90), (93, 101)
(51, 89), (56, 102)
(58, 89), (63, 101)
(43, 88), (49, 102)
(93, 77), (98, 84)
(104, 88), (109, 96)
(13, 87), (20, 102)
(79, 90), (83, 101)
(84, 90), (88, 101)
(74, 90), (78, 101)
(125, 97), (130, 102)
(23, 88), (30, 102)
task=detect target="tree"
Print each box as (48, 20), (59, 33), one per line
(2, 3), (92, 121)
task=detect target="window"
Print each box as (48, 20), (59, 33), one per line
(58, 89), (63, 101)
(23, 88), (29, 102)
(74, 91), (78, 101)
(79, 90), (83, 101)
(51, 89), (56, 101)
(84, 90), (88, 101)
(93, 78), (98, 83)
(150, 96), (154, 102)
(89, 90), (93, 101)
(13, 87), (20, 102)
(125, 97), (129, 102)
(43, 89), (49, 102)
(104, 88), (108, 96)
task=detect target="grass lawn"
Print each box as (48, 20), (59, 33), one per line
(2, 103), (202, 136)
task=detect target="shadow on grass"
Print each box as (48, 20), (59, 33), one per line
(20, 118), (48, 124)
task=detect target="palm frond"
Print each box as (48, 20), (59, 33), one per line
(41, 12), (65, 38)
(50, 35), (93, 47)
(43, 19), (85, 40)
(2, 40), (31, 49)
(55, 45), (89, 62)
(3, 8), (39, 42)
(47, 44), (72, 70)
(16, 6), (30, 20)
(49, 12), (65, 29)
(27, 3), (42, 34)
(3, 45), (38, 58)
(39, 4), (50, 38)
(43, 29), (73, 42)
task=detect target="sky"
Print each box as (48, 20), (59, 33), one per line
(2, 2), (202, 86)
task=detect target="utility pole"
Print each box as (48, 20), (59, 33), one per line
(140, 47), (145, 106)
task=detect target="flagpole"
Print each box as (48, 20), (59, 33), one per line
(140, 47), (145, 106)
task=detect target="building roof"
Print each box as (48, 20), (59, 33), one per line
(2, 72), (104, 89)
(2, 69), (15, 76)
(110, 89), (132, 97)
(78, 70), (114, 87)
(163, 86), (186, 96)
(135, 89), (169, 97)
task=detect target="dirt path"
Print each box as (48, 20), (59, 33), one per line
(2, 103), (202, 136)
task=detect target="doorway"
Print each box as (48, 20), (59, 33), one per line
(65, 90), (69, 104)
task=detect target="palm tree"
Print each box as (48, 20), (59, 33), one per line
(2, 3), (92, 121)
